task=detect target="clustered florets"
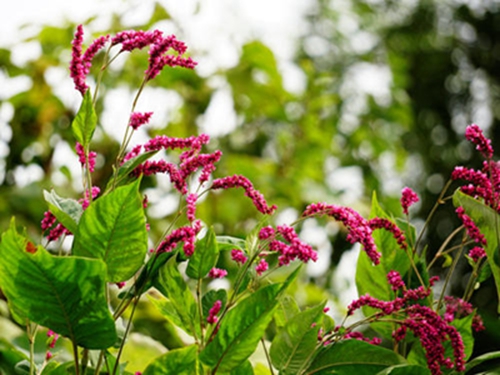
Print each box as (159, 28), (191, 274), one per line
(400, 187), (419, 215)
(302, 202), (381, 264)
(70, 26), (196, 95)
(347, 271), (466, 375)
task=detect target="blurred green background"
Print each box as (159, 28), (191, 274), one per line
(2, 0), (500, 367)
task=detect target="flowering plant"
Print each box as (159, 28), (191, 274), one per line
(1, 25), (500, 375)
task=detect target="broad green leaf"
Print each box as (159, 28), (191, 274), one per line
(226, 360), (254, 375)
(305, 340), (406, 375)
(0, 338), (28, 374)
(453, 190), (500, 312)
(148, 295), (193, 336)
(465, 350), (500, 372)
(274, 294), (300, 327)
(186, 227), (219, 279)
(143, 345), (201, 375)
(217, 235), (246, 252)
(72, 178), (147, 282)
(200, 283), (284, 373)
(43, 189), (83, 234)
(0, 220), (117, 349)
(375, 364), (431, 375)
(71, 90), (97, 147)
(105, 150), (158, 192)
(270, 302), (326, 374)
(154, 256), (201, 338)
(355, 192), (411, 338)
(129, 252), (176, 298)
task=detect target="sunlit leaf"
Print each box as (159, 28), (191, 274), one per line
(0, 220), (117, 349)
(72, 178), (147, 282)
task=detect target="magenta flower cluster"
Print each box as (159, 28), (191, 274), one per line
(400, 187), (419, 215)
(129, 112), (153, 130)
(76, 142), (97, 173)
(347, 271), (465, 375)
(207, 300), (222, 324)
(302, 202), (381, 264)
(257, 224), (318, 266)
(70, 25), (196, 95)
(452, 124), (500, 212)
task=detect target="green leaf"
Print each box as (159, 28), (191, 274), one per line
(274, 294), (300, 327)
(186, 227), (219, 279)
(375, 364), (431, 375)
(105, 150), (158, 192)
(71, 90), (97, 147)
(217, 235), (246, 252)
(465, 350), (500, 372)
(453, 190), (500, 312)
(227, 360), (254, 375)
(148, 295), (193, 336)
(154, 256), (201, 338)
(131, 251), (176, 297)
(143, 345), (201, 375)
(43, 189), (83, 234)
(0, 338), (28, 374)
(0, 220), (117, 349)
(200, 283), (284, 373)
(355, 192), (411, 338)
(72, 178), (147, 282)
(305, 340), (406, 375)
(270, 302), (326, 374)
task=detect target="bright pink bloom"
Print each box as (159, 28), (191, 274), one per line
(144, 134), (210, 152)
(231, 249), (248, 264)
(207, 300), (222, 324)
(303, 202), (380, 265)
(468, 246), (486, 262)
(69, 25), (87, 95)
(156, 225), (200, 256)
(387, 270), (405, 291)
(47, 223), (71, 242)
(129, 112), (153, 130)
(111, 29), (163, 52)
(456, 207), (487, 245)
(401, 187), (419, 215)
(255, 259), (269, 275)
(145, 34), (197, 80)
(208, 268), (227, 278)
(258, 226), (275, 240)
(344, 331), (381, 345)
(41, 211), (56, 231)
(465, 124), (493, 159)
(123, 145), (143, 163)
(45, 351), (53, 361)
(186, 193), (197, 222)
(82, 34), (110, 75)
(369, 218), (407, 249)
(75, 142), (97, 173)
(211, 175), (277, 215)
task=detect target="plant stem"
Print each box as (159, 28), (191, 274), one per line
(26, 322), (37, 375)
(261, 338), (275, 375)
(72, 341), (80, 375)
(112, 296), (140, 375)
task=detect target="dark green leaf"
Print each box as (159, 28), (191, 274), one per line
(355, 192), (411, 338)
(305, 340), (406, 375)
(200, 283), (284, 373)
(71, 90), (97, 147)
(72, 178), (147, 282)
(0, 220), (117, 349)
(143, 345), (201, 375)
(274, 295), (300, 327)
(375, 364), (431, 375)
(0, 339), (28, 374)
(465, 350), (500, 372)
(270, 302), (326, 374)
(154, 256), (201, 338)
(186, 227), (219, 279)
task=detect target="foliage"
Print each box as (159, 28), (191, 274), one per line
(0, 21), (500, 375)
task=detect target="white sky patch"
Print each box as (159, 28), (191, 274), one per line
(197, 88), (238, 137)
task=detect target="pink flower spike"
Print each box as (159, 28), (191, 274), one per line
(129, 112), (153, 130)
(401, 187), (419, 215)
(186, 193), (197, 222)
(387, 270), (405, 291)
(46, 351), (53, 361)
(69, 25), (88, 95)
(456, 207), (487, 245)
(465, 124), (494, 159)
(208, 267), (228, 278)
(207, 300), (222, 324)
(468, 246), (486, 262)
(255, 259), (269, 275)
(231, 249), (248, 264)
